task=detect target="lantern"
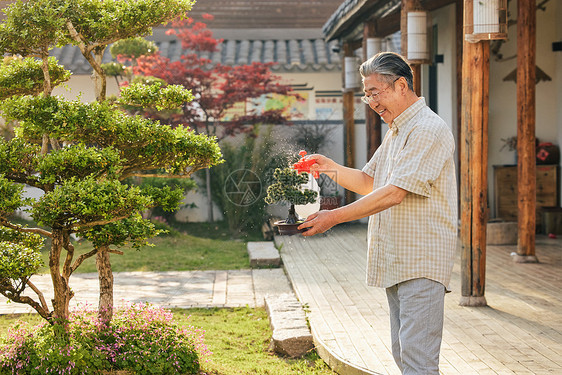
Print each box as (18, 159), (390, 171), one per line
(344, 56), (360, 90)
(464, 0), (507, 43)
(366, 37), (384, 59)
(406, 11), (430, 63)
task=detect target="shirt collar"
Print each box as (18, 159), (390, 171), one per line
(389, 97), (426, 134)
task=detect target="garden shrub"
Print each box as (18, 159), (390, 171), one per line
(0, 303), (208, 375)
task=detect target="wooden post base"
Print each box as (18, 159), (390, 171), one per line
(459, 296), (487, 307)
(511, 254), (539, 263)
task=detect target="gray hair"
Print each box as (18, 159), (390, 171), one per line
(359, 52), (414, 92)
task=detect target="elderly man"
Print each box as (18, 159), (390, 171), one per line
(299, 52), (457, 375)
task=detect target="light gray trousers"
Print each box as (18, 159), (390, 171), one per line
(385, 278), (446, 375)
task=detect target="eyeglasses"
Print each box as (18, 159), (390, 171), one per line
(360, 78), (399, 104)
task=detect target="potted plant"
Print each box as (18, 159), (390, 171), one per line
(265, 167), (318, 235)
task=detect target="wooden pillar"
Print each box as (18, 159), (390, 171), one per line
(455, 0), (464, 220)
(401, 0), (423, 95)
(363, 22), (382, 158)
(456, 0), (463, 166)
(343, 42), (356, 205)
(515, 0), (538, 263)
(459, 39), (489, 307)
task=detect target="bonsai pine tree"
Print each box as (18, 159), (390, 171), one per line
(0, 0), (222, 328)
(265, 168), (318, 224)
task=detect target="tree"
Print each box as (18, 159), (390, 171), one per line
(127, 15), (298, 221)
(264, 167), (318, 234)
(0, 0), (222, 329)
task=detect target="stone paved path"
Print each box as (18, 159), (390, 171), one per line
(0, 269), (293, 315)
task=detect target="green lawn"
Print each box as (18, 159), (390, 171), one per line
(44, 231), (250, 274)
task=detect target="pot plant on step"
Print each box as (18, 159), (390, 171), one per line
(265, 167), (318, 235)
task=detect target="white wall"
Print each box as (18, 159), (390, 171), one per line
(488, 0), (561, 216)
(430, 4), (457, 141)
(52, 74), (120, 101)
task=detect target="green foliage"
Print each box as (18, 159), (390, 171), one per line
(0, 138), (40, 185)
(118, 81), (194, 111)
(0, 227), (44, 290)
(209, 126), (289, 235)
(0, 304), (204, 375)
(101, 61), (126, 77)
(65, 0), (195, 44)
(82, 216), (162, 250)
(0, 0), (70, 56)
(0, 175), (27, 217)
(141, 184), (185, 212)
(0, 227), (44, 251)
(37, 145), (122, 184)
(110, 36), (158, 59)
(265, 168), (318, 206)
(31, 177), (151, 228)
(0, 95), (222, 176)
(0, 242), (43, 281)
(0, 56), (71, 100)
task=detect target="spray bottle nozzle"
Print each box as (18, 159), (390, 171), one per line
(293, 150), (319, 178)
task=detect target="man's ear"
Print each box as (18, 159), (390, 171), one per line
(396, 77), (409, 94)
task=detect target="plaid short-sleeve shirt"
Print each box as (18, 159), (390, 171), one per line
(362, 98), (458, 289)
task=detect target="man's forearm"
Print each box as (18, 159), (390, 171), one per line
(331, 184), (408, 223)
(323, 164), (373, 196)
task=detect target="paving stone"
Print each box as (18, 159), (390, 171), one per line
(247, 241), (281, 268)
(265, 293), (313, 358)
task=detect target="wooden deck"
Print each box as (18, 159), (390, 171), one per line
(276, 224), (562, 375)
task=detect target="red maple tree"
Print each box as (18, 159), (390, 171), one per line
(132, 15), (297, 139)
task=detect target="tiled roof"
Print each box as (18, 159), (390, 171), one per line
(186, 0), (344, 29)
(322, 0), (400, 41)
(50, 29), (341, 74)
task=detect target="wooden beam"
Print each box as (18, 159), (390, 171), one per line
(374, 10), (401, 37)
(515, 0), (538, 263)
(459, 39), (489, 307)
(363, 22), (382, 158)
(343, 43), (356, 205)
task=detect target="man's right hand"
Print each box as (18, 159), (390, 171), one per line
(304, 154), (336, 177)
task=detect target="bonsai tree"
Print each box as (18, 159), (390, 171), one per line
(0, 0), (222, 329)
(265, 168), (318, 225)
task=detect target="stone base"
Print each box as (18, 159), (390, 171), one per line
(487, 221), (517, 245)
(265, 293), (313, 358)
(459, 296), (487, 307)
(511, 253), (539, 263)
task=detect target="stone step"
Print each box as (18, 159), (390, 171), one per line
(247, 241), (281, 268)
(264, 293), (313, 358)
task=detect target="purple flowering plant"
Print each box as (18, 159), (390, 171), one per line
(0, 303), (210, 375)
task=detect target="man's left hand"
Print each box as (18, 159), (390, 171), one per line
(298, 210), (339, 236)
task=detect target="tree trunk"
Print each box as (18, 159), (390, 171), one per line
(49, 229), (72, 330)
(286, 204), (299, 224)
(93, 48), (107, 102)
(206, 168), (214, 222)
(96, 245), (114, 324)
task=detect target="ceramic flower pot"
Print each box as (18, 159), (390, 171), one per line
(274, 220), (308, 235)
